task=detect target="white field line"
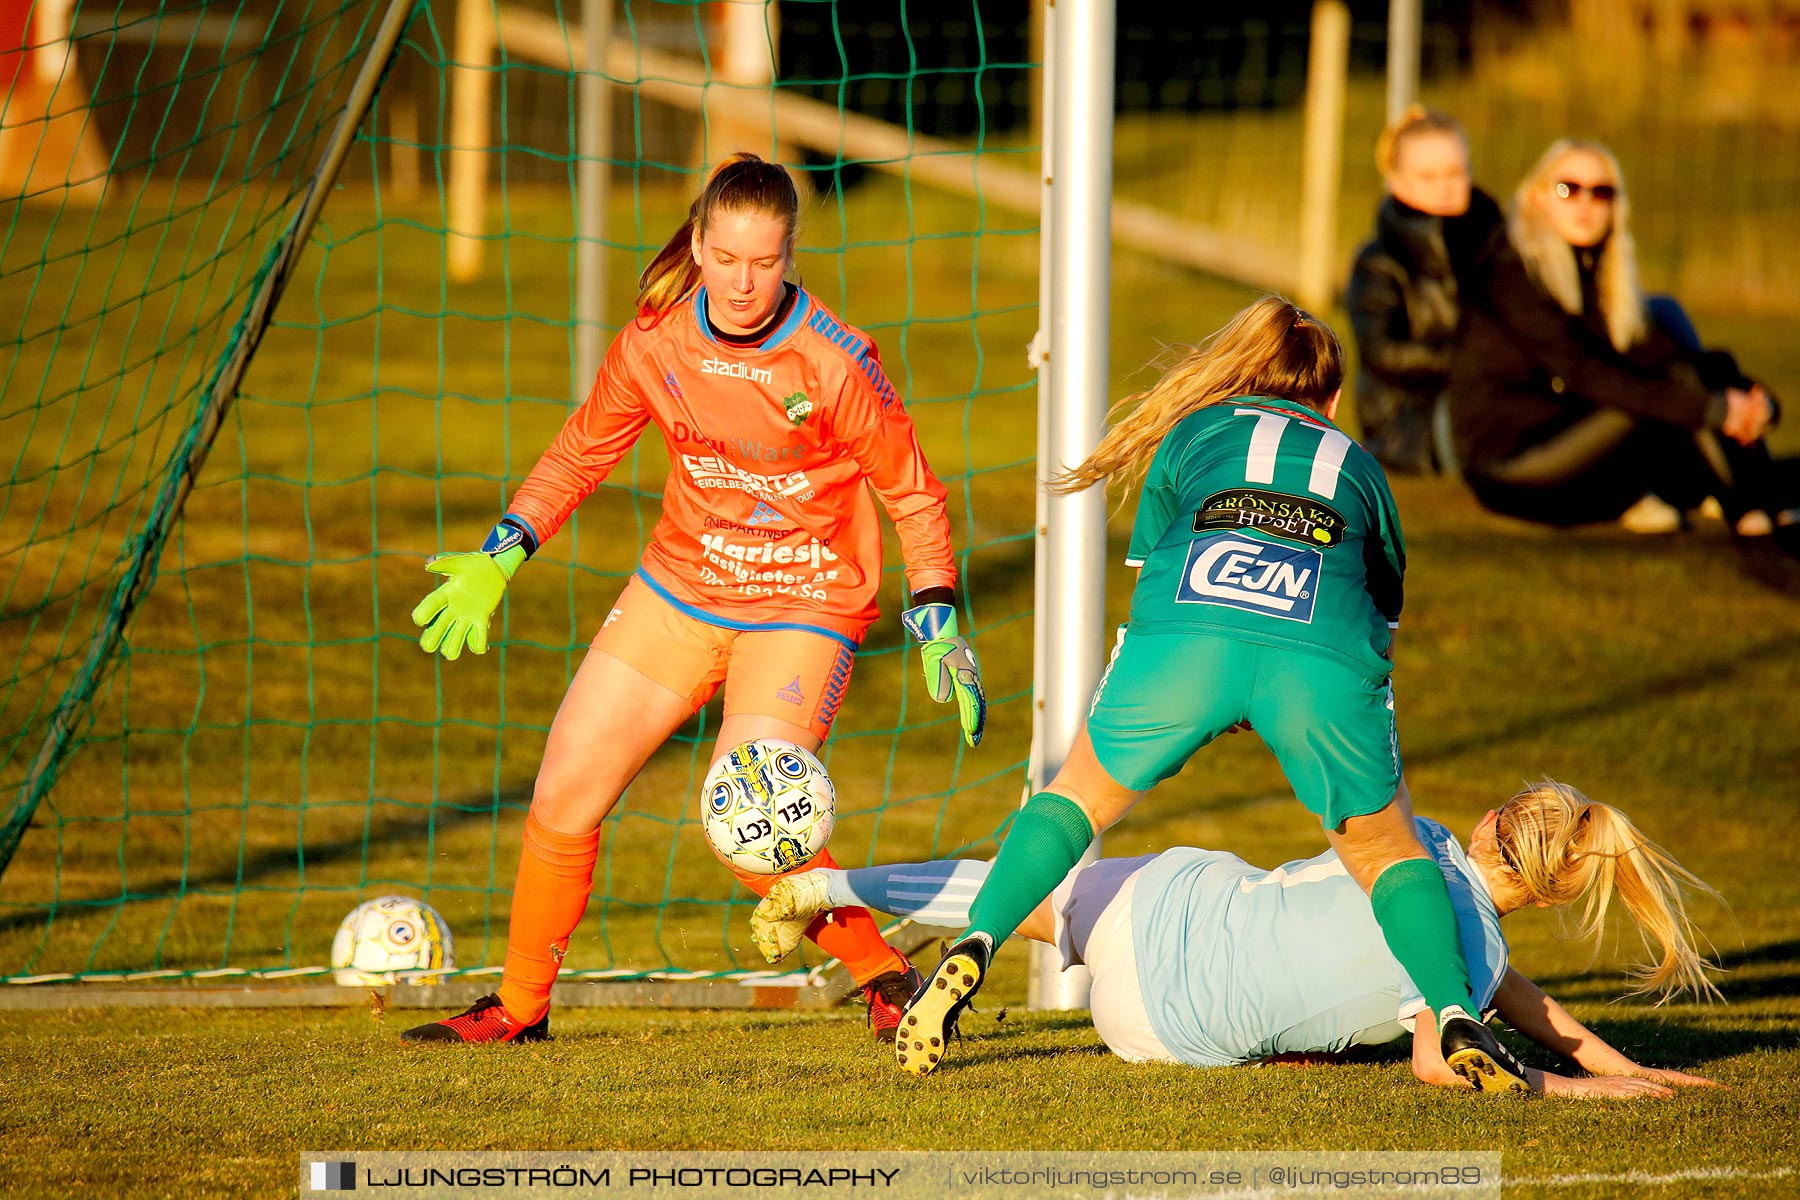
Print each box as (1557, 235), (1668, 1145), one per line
(1526, 1165), (1795, 1187)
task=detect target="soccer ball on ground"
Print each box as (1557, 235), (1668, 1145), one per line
(330, 895), (454, 985)
(701, 739), (836, 875)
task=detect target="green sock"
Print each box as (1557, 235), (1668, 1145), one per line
(1369, 857), (1476, 1016)
(961, 792), (1095, 952)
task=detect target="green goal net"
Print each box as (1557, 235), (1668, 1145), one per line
(0, 0), (1038, 987)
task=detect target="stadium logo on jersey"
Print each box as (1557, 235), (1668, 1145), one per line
(701, 357), (774, 385)
(680, 454), (815, 501)
(1193, 488), (1345, 548)
(1175, 534), (1320, 622)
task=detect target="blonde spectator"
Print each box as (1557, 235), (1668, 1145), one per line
(1445, 140), (1798, 580)
(1346, 108), (1503, 474)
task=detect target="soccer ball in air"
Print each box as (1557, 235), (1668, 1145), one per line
(330, 895), (454, 985)
(701, 739), (836, 875)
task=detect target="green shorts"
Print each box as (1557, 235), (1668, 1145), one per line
(1086, 627), (1401, 831)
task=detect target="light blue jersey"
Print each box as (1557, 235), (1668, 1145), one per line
(1129, 818), (1507, 1067)
(829, 818), (1506, 1069)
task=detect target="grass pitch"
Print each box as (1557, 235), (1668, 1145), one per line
(4, 996), (1797, 1199)
(3, 170), (1800, 1198)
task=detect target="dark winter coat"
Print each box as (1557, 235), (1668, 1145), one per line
(1345, 190), (1504, 471)
(1446, 238), (1748, 476)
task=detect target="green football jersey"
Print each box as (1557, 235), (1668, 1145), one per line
(1124, 395), (1405, 680)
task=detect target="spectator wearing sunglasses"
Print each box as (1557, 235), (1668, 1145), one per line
(1346, 108), (1504, 475)
(1445, 139), (1795, 565)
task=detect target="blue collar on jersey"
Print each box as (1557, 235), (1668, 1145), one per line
(692, 285), (813, 352)
(1230, 394), (1341, 430)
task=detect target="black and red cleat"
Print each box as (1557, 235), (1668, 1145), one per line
(863, 962), (924, 1045)
(400, 993), (549, 1044)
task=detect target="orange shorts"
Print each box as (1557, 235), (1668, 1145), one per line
(590, 575), (858, 741)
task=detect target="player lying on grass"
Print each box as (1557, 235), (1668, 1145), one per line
(401, 153), (984, 1046)
(756, 781), (1722, 1096)
(896, 297), (1523, 1089)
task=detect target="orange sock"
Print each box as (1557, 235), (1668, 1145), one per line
(497, 812), (600, 1021)
(726, 847), (907, 985)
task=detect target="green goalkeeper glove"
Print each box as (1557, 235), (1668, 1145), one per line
(411, 518), (534, 661)
(901, 601), (986, 747)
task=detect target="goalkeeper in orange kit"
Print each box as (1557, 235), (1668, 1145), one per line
(401, 154), (984, 1046)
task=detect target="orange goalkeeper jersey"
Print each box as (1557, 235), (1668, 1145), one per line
(505, 286), (956, 645)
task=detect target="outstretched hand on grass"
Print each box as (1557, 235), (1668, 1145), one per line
(1612, 1064), (1722, 1090)
(1547, 1074), (1678, 1099)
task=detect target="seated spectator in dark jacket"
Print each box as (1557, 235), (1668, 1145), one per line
(1346, 108), (1503, 474)
(1446, 138), (1794, 552)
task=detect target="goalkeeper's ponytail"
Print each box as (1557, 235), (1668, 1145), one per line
(636, 153), (800, 320)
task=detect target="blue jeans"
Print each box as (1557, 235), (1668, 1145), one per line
(1646, 294), (1702, 355)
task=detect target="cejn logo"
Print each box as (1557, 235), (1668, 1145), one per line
(701, 357), (773, 385)
(1175, 534), (1320, 623)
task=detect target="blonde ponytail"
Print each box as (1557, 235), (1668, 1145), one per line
(1050, 296), (1343, 497)
(1495, 780), (1723, 1003)
(635, 152), (801, 318)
